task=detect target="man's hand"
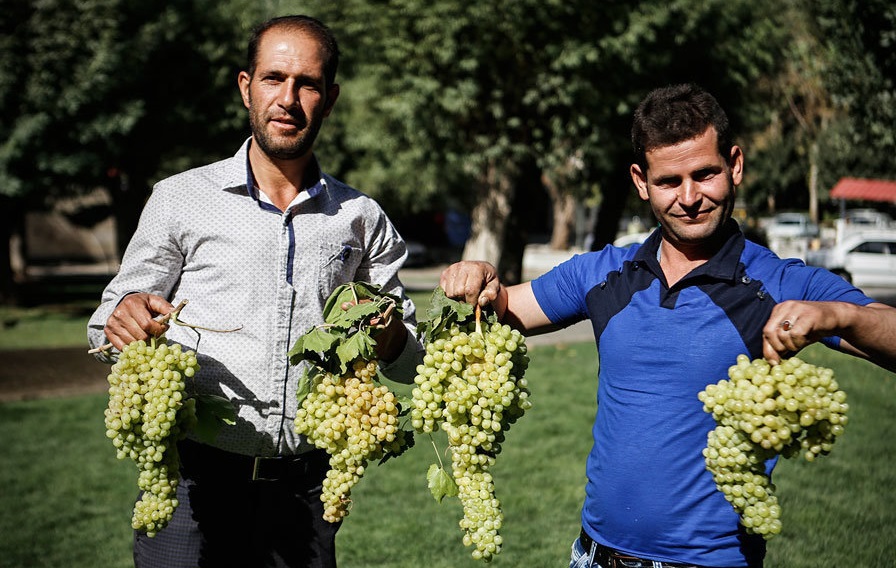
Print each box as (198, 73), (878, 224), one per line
(104, 293), (175, 350)
(340, 299), (408, 363)
(763, 300), (896, 373)
(439, 261), (502, 307)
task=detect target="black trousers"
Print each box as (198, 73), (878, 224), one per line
(134, 440), (339, 568)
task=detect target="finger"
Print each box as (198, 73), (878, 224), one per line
(762, 338), (782, 365)
(478, 279), (502, 307)
(438, 265), (464, 298)
(461, 271), (488, 306)
(147, 296), (176, 320)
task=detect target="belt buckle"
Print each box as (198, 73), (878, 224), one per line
(252, 456), (280, 481)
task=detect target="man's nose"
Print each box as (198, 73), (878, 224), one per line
(279, 80), (299, 108)
(679, 179), (701, 206)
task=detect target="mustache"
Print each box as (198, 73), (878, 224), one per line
(269, 109), (307, 127)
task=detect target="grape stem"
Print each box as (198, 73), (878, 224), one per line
(429, 434), (447, 471)
(475, 304), (482, 336)
(88, 299), (191, 354)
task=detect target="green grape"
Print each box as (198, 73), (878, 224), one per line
(295, 359), (409, 523)
(412, 317), (531, 561)
(698, 355), (848, 538)
(104, 337), (199, 537)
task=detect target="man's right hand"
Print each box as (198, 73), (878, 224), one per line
(439, 261), (555, 335)
(104, 293), (175, 350)
(439, 261), (503, 307)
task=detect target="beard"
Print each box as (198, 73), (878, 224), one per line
(248, 99), (324, 161)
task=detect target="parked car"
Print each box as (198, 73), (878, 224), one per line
(764, 212), (819, 240)
(612, 230), (653, 249)
(806, 231), (896, 288)
(843, 208), (893, 229)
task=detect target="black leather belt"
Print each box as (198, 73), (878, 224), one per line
(579, 528), (701, 568)
(178, 438), (329, 483)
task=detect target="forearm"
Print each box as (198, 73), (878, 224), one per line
(835, 302), (896, 373)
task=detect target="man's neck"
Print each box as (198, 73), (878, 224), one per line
(658, 232), (726, 287)
(248, 143), (317, 211)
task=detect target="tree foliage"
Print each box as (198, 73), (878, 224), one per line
(0, 0), (258, 251)
(1, 0), (894, 303)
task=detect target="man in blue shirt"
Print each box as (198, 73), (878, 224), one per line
(440, 83), (896, 567)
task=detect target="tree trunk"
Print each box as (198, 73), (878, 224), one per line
(590, 169), (632, 251)
(808, 140), (819, 225)
(108, 172), (150, 260)
(0, 196), (24, 305)
(542, 166), (578, 251)
(462, 159), (515, 275)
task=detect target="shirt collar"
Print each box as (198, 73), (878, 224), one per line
(244, 145), (327, 206)
(634, 219), (745, 283)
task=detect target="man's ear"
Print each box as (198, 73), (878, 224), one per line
(238, 71), (251, 110)
(323, 83), (340, 117)
(729, 145), (744, 186)
(630, 163), (649, 201)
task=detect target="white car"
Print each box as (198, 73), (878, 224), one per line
(806, 231), (896, 288)
(764, 212), (819, 240)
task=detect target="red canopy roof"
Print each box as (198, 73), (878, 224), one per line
(829, 177), (896, 203)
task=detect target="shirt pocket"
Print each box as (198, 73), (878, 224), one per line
(317, 242), (363, 294)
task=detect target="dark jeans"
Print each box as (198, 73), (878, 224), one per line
(134, 441), (338, 568)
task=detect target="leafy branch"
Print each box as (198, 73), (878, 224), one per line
(289, 281), (405, 406)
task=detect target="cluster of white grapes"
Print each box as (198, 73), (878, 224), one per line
(104, 337), (199, 537)
(412, 318), (531, 561)
(294, 360), (408, 523)
(698, 354), (848, 538)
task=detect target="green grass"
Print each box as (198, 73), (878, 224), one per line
(0, 302), (97, 350)
(1, 341), (894, 567)
(0, 294), (433, 351)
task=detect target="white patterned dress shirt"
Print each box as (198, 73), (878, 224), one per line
(88, 138), (422, 456)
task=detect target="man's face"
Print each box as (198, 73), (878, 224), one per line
(238, 28), (339, 161)
(630, 127), (743, 249)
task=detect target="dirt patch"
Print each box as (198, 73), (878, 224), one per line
(0, 347), (111, 402)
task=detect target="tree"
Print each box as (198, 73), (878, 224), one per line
(313, 0), (793, 277)
(0, 0), (259, 302)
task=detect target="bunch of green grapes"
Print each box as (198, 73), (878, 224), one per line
(294, 360), (408, 523)
(104, 337), (199, 537)
(412, 318), (531, 561)
(698, 354), (849, 538)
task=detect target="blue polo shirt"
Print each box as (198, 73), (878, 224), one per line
(531, 221), (873, 567)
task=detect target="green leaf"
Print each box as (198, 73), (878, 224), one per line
(418, 287), (476, 339)
(289, 328), (341, 368)
(378, 430), (415, 465)
(295, 367), (318, 408)
(328, 301), (383, 329)
(322, 284), (360, 322)
(426, 463), (458, 503)
(191, 394), (236, 444)
(335, 333), (378, 373)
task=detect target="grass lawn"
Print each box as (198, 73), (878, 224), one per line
(0, 301), (98, 350)
(1, 339), (894, 567)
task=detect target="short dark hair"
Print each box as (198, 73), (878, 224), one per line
(246, 15), (340, 86)
(631, 84), (733, 171)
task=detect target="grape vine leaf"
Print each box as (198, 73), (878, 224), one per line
(192, 394), (237, 444)
(335, 333), (377, 373)
(287, 328), (338, 366)
(328, 301), (383, 330)
(417, 287), (475, 339)
(426, 463), (458, 503)
(378, 430), (415, 465)
(295, 367), (321, 408)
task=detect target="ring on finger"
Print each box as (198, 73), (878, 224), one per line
(781, 319), (793, 331)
